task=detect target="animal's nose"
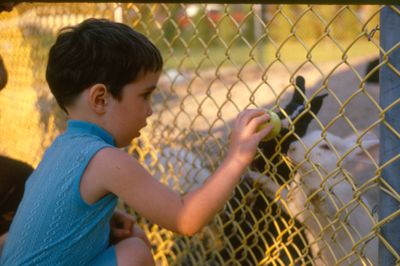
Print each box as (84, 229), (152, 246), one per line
(288, 145), (296, 153)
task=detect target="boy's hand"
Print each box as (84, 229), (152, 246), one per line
(110, 209), (134, 244)
(228, 109), (273, 167)
(110, 210), (151, 248)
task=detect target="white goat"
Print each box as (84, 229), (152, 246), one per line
(251, 130), (379, 266)
(143, 145), (211, 193)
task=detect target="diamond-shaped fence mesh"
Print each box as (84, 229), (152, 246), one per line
(0, 3), (399, 265)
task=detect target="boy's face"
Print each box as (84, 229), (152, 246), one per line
(105, 71), (161, 147)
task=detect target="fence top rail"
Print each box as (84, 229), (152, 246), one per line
(12, 1), (399, 5)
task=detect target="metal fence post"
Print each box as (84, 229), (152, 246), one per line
(379, 5), (400, 266)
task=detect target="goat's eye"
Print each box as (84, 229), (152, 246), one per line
(320, 143), (330, 150)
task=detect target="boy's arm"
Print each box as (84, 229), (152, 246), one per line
(85, 109), (272, 236)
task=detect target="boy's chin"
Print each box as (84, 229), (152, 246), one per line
(134, 130), (142, 138)
(119, 134), (140, 147)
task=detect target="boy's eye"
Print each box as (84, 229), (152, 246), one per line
(143, 92), (153, 100)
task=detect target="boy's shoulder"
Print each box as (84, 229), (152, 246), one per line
(82, 146), (146, 196)
(81, 147), (142, 204)
(88, 147), (140, 178)
(97, 146), (137, 164)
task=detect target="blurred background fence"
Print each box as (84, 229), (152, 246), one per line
(0, 3), (399, 265)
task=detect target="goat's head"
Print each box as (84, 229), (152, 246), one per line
(287, 130), (379, 175)
(251, 76), (328, 183)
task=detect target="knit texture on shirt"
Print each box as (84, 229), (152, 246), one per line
(0, 121), (118, 265)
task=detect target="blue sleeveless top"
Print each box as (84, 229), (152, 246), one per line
(0, 120), (118, 265)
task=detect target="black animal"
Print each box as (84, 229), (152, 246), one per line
(215, 177), (313, 265)
(217, 76), (328, 265)
(251, 76), (328, 185)
(0, 156), (33, 235)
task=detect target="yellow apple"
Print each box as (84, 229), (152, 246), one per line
(257, 109), (281, 141)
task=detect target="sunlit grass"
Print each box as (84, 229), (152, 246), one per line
(163, 39), (379, 71)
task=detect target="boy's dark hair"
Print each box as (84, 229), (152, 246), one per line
(46, 18), (163, 113)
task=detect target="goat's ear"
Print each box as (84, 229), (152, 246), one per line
(278, 76), (306, 120)
(291, 93), (328, 138)
(359, 138), (379, 163)
(345, 133), (379, 163)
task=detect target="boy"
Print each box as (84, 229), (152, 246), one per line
(0, 18), (273, 265)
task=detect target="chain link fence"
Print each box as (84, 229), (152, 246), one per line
(0, 3), (399, 265)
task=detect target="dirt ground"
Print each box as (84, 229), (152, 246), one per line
(157, 56), (380, 140)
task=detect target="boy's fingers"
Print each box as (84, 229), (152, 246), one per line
(237, 109), (267, 126)
(132, 225), (152, 248)
(113, 210), (135, 231)
(254, 123), (274, 141)
(121, 217), (134, 229)
(247, 113), (271, 132)
(111, 227), (132, 238)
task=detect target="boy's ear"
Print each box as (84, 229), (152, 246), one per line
(88, 84), (109, 114)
